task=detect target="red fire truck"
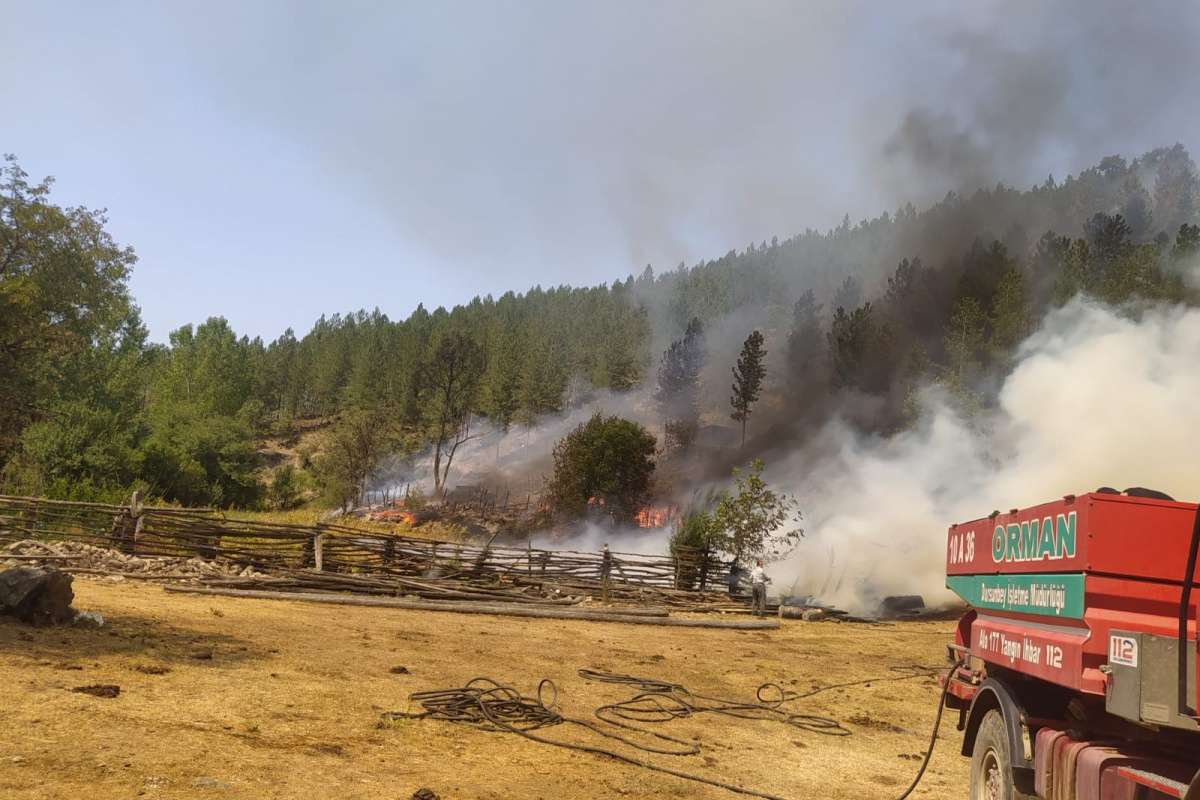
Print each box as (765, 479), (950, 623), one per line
(943, 489), (1200, 799)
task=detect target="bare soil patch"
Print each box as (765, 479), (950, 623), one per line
(0, 580), (969, 799)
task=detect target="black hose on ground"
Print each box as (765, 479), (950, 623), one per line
(383, 662), (958, 800)
(891, 660), (962, 800)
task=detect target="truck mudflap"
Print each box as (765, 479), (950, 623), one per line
(1034, 727), (1200, 799)
(962, 676), (1035, 790)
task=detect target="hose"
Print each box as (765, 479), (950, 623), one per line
(579, 668), (850, 736)
(384, 676), (787, 800)
(383, 661), (958, 800)
(891, 660), (961, 800)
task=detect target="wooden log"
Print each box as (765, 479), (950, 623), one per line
(0, 554), (77, 561)
(163, 586), (779, 629)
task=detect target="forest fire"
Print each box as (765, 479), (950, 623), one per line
(369, 507), (418, 525)
(634, 505), (678, 529)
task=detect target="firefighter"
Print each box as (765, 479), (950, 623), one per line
(749, 559), (770, 616)
(600, 543), (613, 602)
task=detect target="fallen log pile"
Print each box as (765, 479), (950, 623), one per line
(164, 586), (780, 629)
(197, 568), (582, 606)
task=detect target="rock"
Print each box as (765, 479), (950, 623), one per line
(191, 776), (231, 790)
(0, 566), (75, 625)
(411, 790), (439, 800)
(191, 649), (214, 660)
(72, 684), (121, 698)
(135, 664), (171, 675)
(389, 665), (411, 674)
(73, 610), (105, 628)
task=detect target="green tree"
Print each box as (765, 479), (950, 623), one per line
(0, 156), (138, 467)
(545, 413), (656, 523)
(711, 459), (803, 563)
(668, 508), (721, 590)
(1172, 223), (1200, 264)
(481, 323), (523, 452)
(418, 331), (485, 496)
(655, 317), (705, 450)
(827, 303), (894, 394)
(314, 405), (394, 510)
(137, 408), (262, 508)
(729, 330), (767, 446)
(989, 268), (1031, 357)
(268, 464), (304, 511)
(785, 290), (826, 416)
(832, 275), (862, 311)
(944, 296), (987, 382)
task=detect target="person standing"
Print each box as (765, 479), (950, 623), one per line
(600, 543), (613, 602)
(749, 559), (770, 616)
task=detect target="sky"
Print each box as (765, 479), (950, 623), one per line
(3, 0), (1198, 342)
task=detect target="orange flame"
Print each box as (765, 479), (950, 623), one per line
(634, 505), (678, 529)
(371, 508), (418, 525)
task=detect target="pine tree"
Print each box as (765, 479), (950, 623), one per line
(655, 317), (705, 450)
(729, 330), (767, 446)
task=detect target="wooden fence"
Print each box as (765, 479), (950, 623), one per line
(0, 494), (731, 595)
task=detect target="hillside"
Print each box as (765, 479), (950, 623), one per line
(2, 146), (1199, 510)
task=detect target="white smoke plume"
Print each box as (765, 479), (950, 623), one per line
(771, 296), (1200, 613)
(377, 295), (1200, 617)
(376, 387), (659, 500)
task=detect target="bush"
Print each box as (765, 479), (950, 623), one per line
(546, 413), (656, 523)
(712, 459), (804, 563)
(669, 509), (720, 589)
(268, 465), (303, 511)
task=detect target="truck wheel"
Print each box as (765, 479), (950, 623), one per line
(969, 710), (1030, 800)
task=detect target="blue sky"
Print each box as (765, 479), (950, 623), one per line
(3, 1), (1197, 342)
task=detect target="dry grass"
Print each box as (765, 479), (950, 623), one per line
(222, 508), (469, 543)
(0, 580), (969, 799)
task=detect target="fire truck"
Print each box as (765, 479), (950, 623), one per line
(943, 489), (1200, 799)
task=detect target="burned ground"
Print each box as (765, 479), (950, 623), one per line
(0, 579), (969, 799)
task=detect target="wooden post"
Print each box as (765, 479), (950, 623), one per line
(128, 490), (144, 556)
(313, 532), (325, 572)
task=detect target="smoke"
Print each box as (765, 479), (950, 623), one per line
(51, 0), (1191, 336)
(377, 293), (1200, 617)
(770, 296), (1200, 613)
(876, 4), (1200, 207)
(376, 386), (659, 499)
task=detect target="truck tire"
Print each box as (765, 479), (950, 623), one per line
(969, 710), (1031, 800)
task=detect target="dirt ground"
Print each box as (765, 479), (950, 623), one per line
(0, 579), (970, 800)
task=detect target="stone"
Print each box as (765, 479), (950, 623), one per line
(191, 776), (231, 790)
(0, 567), (75, 625)
(73, 610), (105, 628)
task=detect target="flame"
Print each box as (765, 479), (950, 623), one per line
(370, 508), (418, 525)
(634, 505), (678, 529)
